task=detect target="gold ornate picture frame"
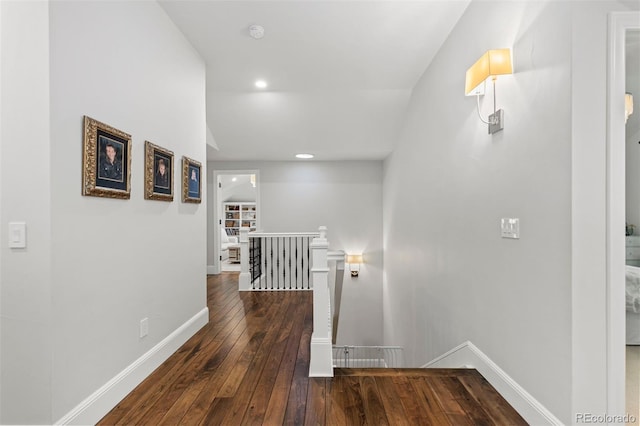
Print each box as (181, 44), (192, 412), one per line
(182, 156), (202, 203)
(82, 116), (132, 199)
(144, 141), (174, 201)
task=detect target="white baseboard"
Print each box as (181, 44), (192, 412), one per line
(207, 265), (218, 275)
(423, 341), (562, 425)
(54, 307), (209, 425)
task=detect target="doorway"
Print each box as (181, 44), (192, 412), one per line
(625, 28), (640, 420)
(608, 12), (640, 418)
(212, 170), (260, 274)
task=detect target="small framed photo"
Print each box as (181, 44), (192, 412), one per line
(182, 156), (202, 203)
(82, 116), (132, 199)
(144, 141), (174, 201)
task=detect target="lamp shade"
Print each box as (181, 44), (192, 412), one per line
(626, 92), (634, 123)
(465, 48), (513, 95)
(346, 254), (363, 264)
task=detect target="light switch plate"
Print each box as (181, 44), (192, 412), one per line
(8, 222), (26, 248)
(501, 218), (520, 239)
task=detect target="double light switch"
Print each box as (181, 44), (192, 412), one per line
(501, 218), (520, 239)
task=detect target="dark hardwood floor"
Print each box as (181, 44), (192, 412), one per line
(98, 272), (527, 425)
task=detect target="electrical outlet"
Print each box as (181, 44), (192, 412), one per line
(140, 317), (149, 338)
(501, 218), (520, 239)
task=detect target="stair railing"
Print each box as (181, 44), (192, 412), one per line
(239, 228), (320, 291)
(308, 227), (346, 377)
(309, 226), (333, 376)
(328, 249), (345, 344)
(238, 226), (345, 377)
(332, 346), (405, 368)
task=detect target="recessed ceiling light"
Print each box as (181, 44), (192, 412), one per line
(232, 177), (237, 182)
(255, 80), (267, 89)
(296, 153), (314, 159)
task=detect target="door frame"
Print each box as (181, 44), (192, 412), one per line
(211, 169), (260, 274)
(607, 11), (640, 416)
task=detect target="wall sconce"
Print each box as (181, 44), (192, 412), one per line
(626, 92), (634, 123)
(346, 254), (363, 277)
(465, 48), (513, 134)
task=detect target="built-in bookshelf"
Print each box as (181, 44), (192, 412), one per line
(224, 202), (257, 236)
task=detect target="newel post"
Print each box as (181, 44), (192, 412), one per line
(238, 228), (251, 291)
(309, 225), (333, 377)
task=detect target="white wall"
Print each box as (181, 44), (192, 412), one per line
(383, 0), (637, 422)
(220, 175), (256, 203)
(209, 161), (383, 346)
(383, 1), (574, 422)
(0, 1), (53, 423)
(48, 1), (207, 421)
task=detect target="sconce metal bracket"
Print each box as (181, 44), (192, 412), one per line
(488, 109), (504, 134)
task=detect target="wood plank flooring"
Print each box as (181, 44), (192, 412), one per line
(98, 272), (527, 425)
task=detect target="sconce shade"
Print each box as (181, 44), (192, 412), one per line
(347, 254), (363, 277)
(465, 49), (513, 95)
(626, 92), (634, 123)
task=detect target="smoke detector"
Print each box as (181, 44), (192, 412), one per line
(249, 24), (265, 39)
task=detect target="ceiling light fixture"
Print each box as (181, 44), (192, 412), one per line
(232, 177), (237, 182)
(249, 24), (265, 40)
(255, 80), (267, 89)
(295, 154), (314, 159)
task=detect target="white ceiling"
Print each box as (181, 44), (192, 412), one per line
(159, 0), (471, 161)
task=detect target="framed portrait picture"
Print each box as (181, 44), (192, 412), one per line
(144, 141), (174, 201)
(182, 156), (202, 203)
(82, 116), (132, 199)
